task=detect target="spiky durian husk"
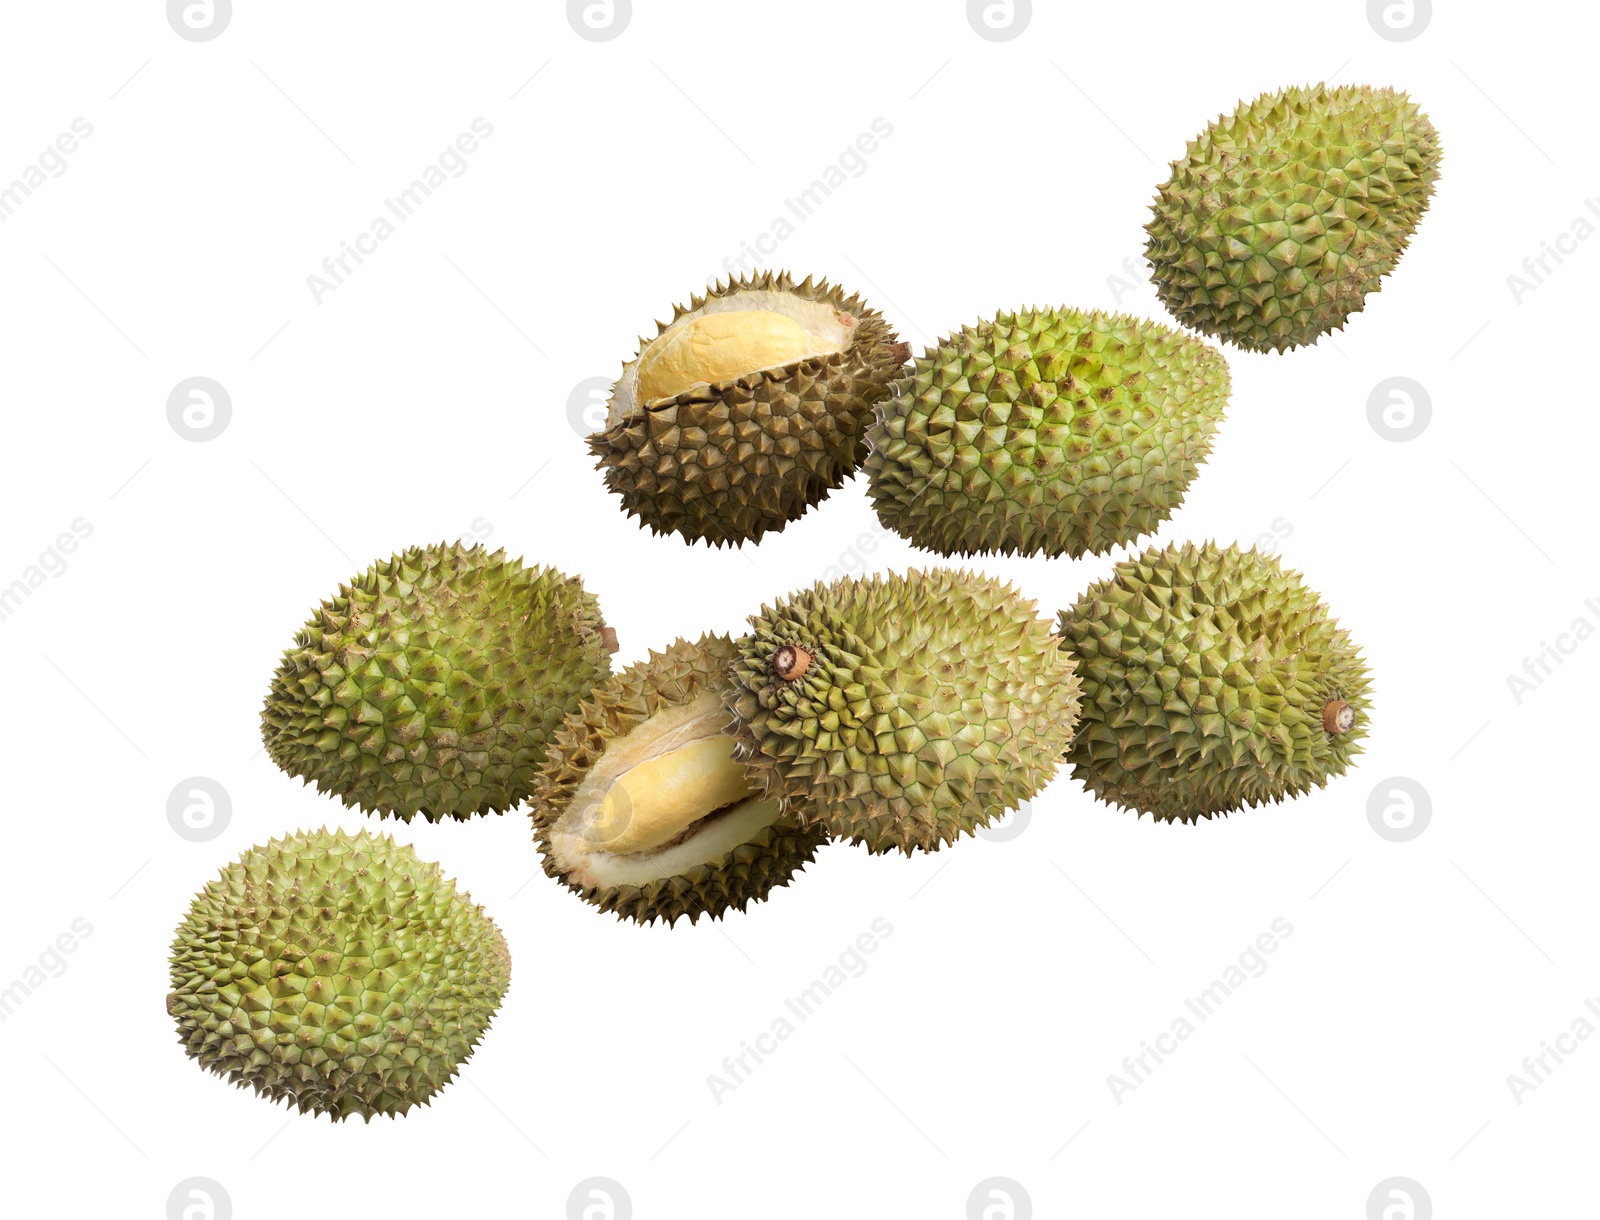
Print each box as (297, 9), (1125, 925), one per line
(531, 635), (827, 925)
(1059, 541), (1372, 822)
(726, 571), (1081, 855)
(167, 829), (511, 1121)
(1146, 84), (1441, 352)
(588, 271), (904, 547)
(865, 308), (1229, 557)
(261, 542), (613, 821)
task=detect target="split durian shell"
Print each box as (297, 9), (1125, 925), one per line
(588, 271), (906, 546)
(531, 634), (827, 924)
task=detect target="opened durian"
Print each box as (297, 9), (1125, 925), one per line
(532, 635), (826, 924)
(589, 271), (907, 546)
(167, 829), (511, 1121)
(866, 307), (1230, 557)
(726, 570), (1081, 854)
(262, 542), (615, 821)
(1146, 83), (1441, 352)
(1058, 541), (1371, 821)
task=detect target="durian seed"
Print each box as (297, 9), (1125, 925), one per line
(1323, 700), (1356, 734)
(773, 644), (811, 681)
(634, 310), (821, 404)
(586, 735), (755, 854)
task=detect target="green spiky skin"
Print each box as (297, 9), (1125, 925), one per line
(865, 308), (1230, 558)
(262, 542), (613, 822)
(531, 635), (827, 925)
(1059, 541), (1372, 822)
(726, 570), (1081, 854)
(167, 829), (511, 1121)
(588, 271), (905, 547)
(1146, 83), (1441, 352)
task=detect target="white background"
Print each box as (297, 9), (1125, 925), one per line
(1, 2), (1592, 1217)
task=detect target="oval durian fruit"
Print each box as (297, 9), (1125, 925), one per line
(1146, 83), (1441, 352)
(589, 271), (907, 547)
(262, 542), (615, 822)
(531, 634), (827, 924)
(726, 570), (1082, 854)
(865, 308), (1230, 557)
(167, 829), (511, 1121)
(1058, 541), (1372, 822)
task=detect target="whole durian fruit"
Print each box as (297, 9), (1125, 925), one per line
(167, 828), (511, 1121)
(262, 542), (615, 821)
(1059, 541), (1371, 822)
(726, 570), (1081, 854)
(531, 634), (827, 925)
(1146, 83), (1441, 352)
(865, 308), (1229, 557)
(589, 271), (907, 547)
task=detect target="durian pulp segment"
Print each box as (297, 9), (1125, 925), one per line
(612, 291), (855, 422)
(550, 691), (782, 889)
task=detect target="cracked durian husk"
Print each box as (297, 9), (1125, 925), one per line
(531, 635), (826, 924)
(588, 271), (906, 547)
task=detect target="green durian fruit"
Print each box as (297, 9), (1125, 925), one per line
(262, 542), (615, 821)
(1146, 83), (1441, 352)
(167, 829), (511, 1121)
(531, 635), (826, 925)
(865, 308), (1230, 557)
(726, 570), (1081, 854)
(1059, 541), (1371, 822)
(589, 271), (907, 547)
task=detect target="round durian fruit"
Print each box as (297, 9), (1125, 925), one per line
(262, 542), (615, 822)
(865, 308), (1230, 558)
(726, 570), (1081, 855)
(167, 828), (511, 1121)
(1146, 83), (1441, 352)
(1059, 541), (1372, 822)
(589, 271), (908, 547)
(532, 634), (827, 924)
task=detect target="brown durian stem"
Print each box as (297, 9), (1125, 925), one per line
(600, 626), (620, 654)
(888, 341), (912, 365)
(773, 645), (812, 682)
(1322, 699), (1355, 734)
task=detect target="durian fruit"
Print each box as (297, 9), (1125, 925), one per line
(532, 635), (827, 924)
(1058, 541), (1371, 822)
(1146, 83), (1441, 352)
(865, 308), (1230, 557)
(167, 828), (511, 1121)
(726, 570), (1081, 854)
(589, 271), (908, 547)
(262, 542), (615, 822)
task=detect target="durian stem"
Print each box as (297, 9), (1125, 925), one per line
(889, 342), (911, 365)
(600, 626), (620, 654)
(1322, 699), (1355, 734)
(773, 645), (812, 682)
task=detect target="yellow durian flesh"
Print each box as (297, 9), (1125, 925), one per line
(634, 310), (819, 403)
(588, 735), (755, 853)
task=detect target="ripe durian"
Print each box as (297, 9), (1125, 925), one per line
(589, 271), (907, 547)
(1146, 83), (1441, 352)
(167, 829), (511, 1121)
(532, 635), (827, 924)
(1058, 541), (1371, 822)
(726, 570), (1081, 854)
(262, 542), (615, 821)
(865, 308), (1230, 557)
